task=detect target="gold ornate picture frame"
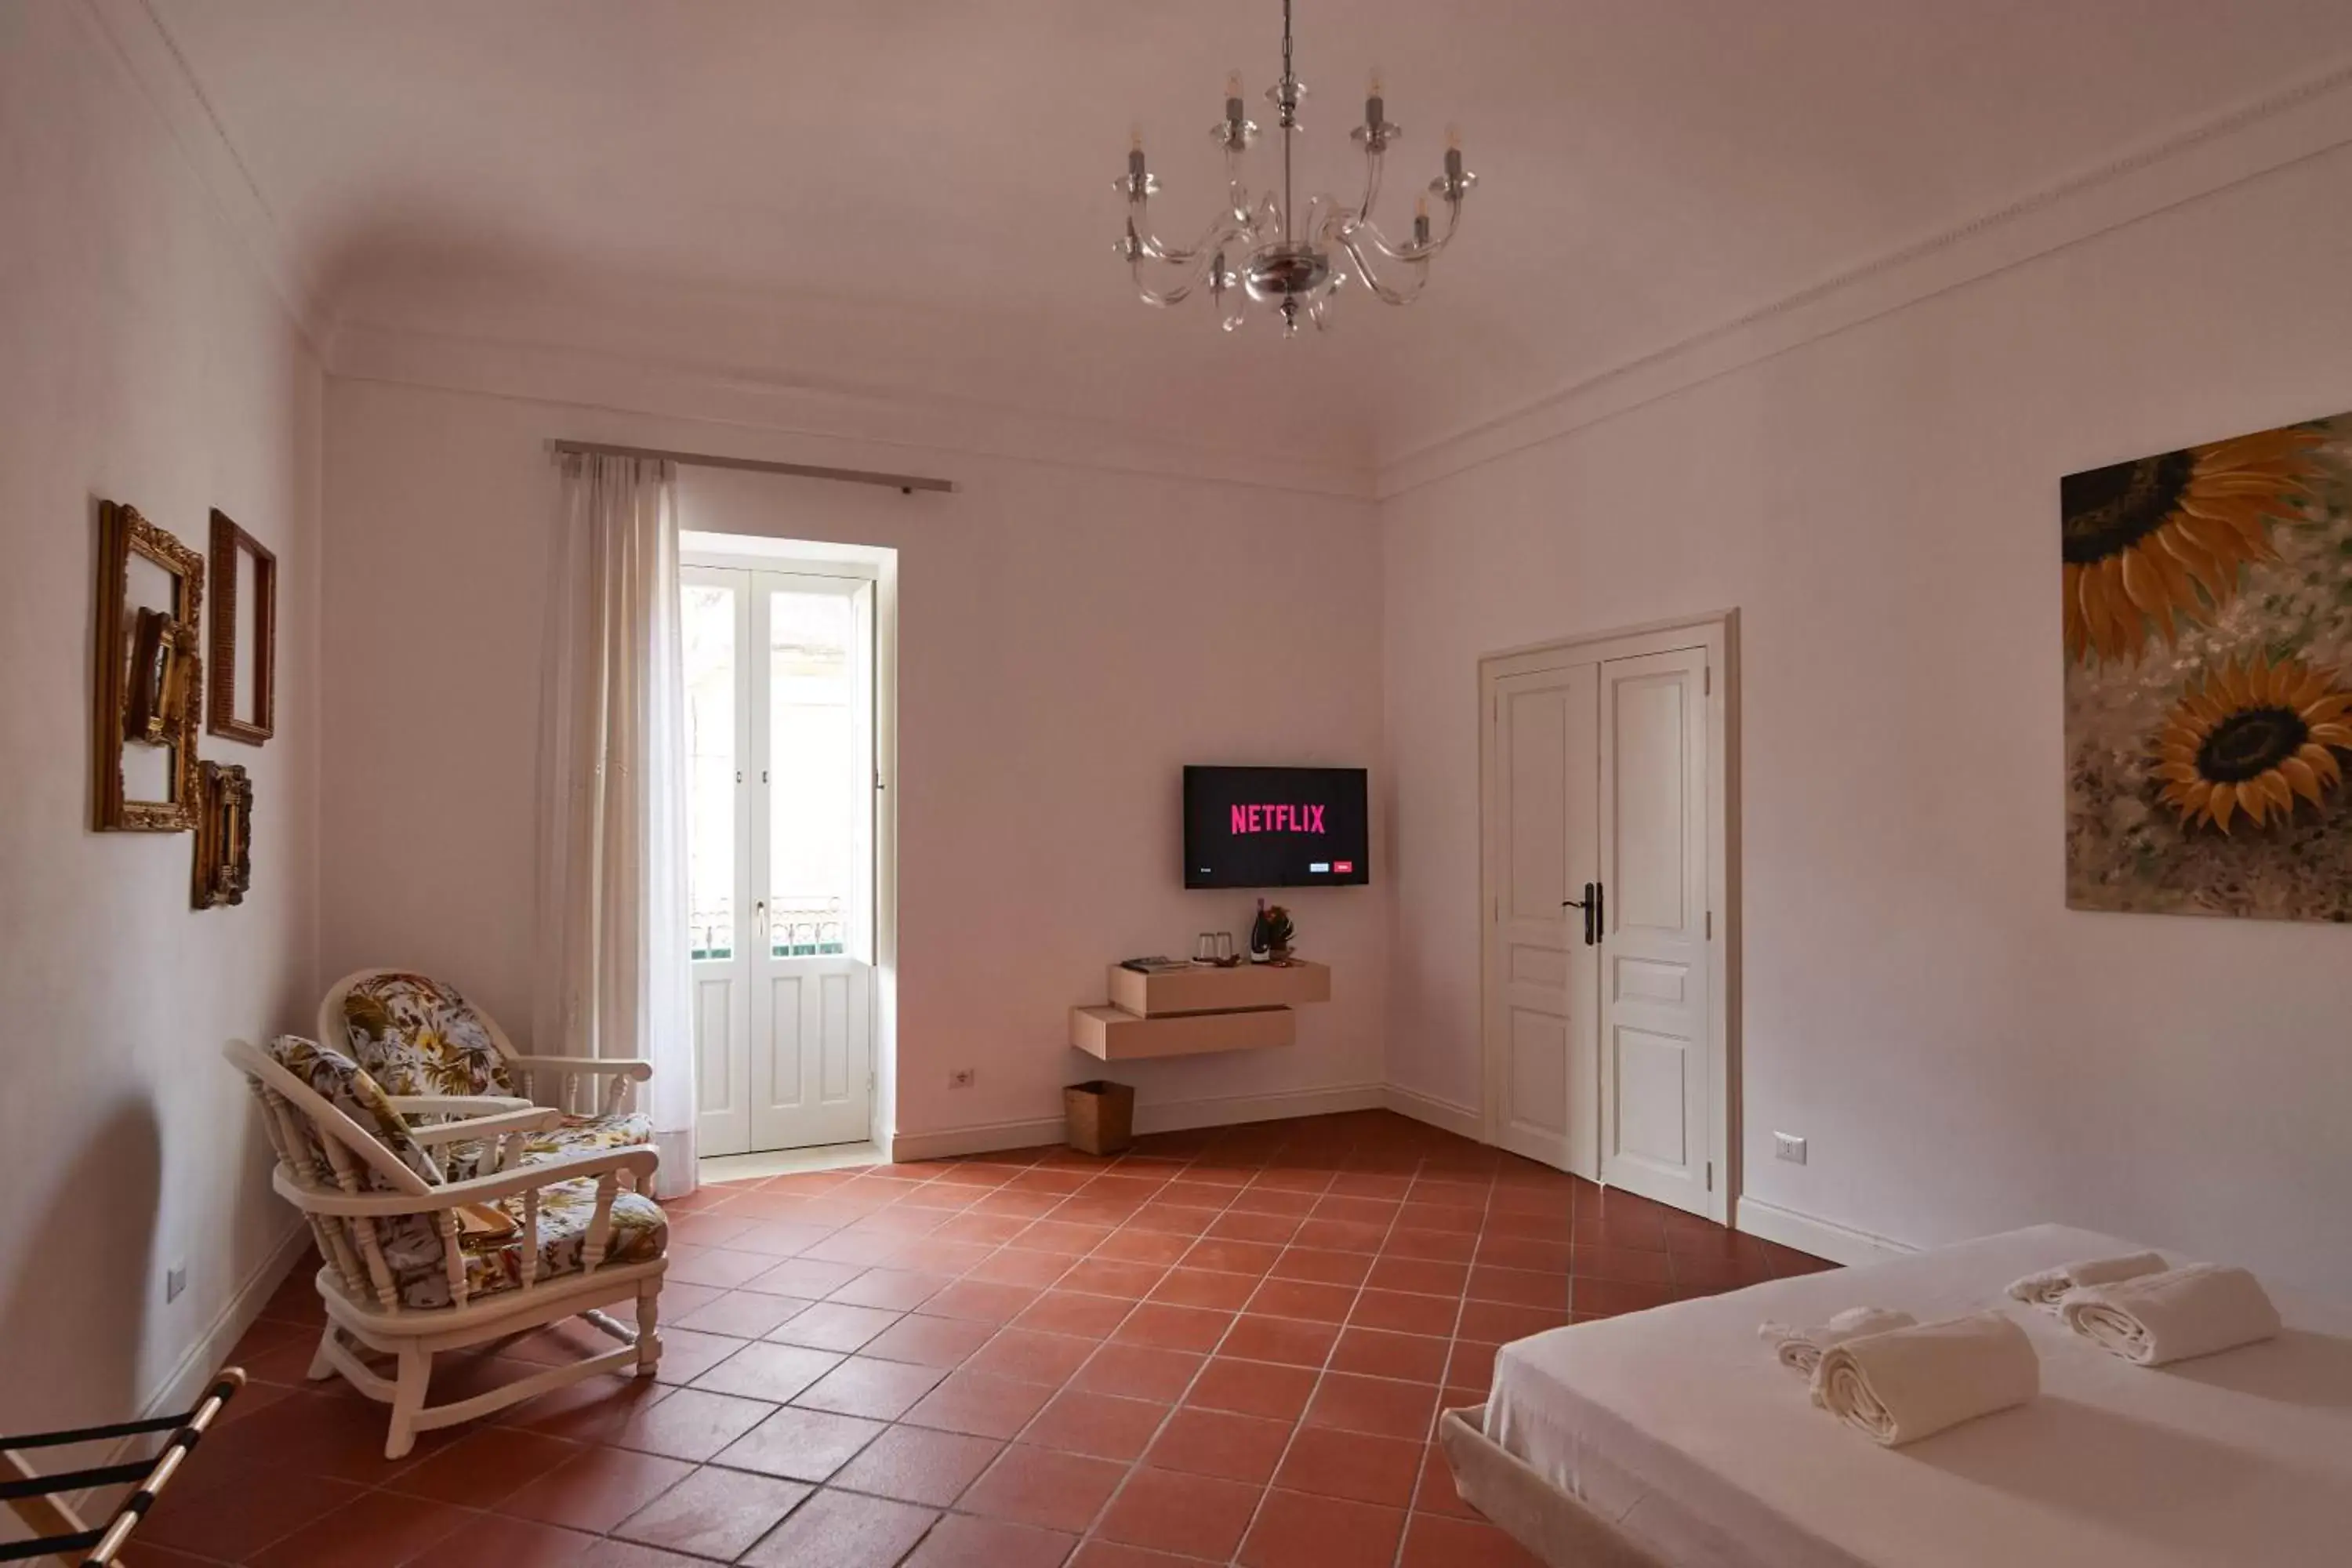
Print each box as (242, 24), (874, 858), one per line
(208, 509), (276, 745)
(93, 501), (205, 832)
(193, 761), (253, 908)
(125, 607), (192, 744)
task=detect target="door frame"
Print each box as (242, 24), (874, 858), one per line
(1478, 608), (1740, 1224)
(679, 543), (898, 1159)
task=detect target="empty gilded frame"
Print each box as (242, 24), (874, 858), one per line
(208, 509), (276, 744)
(93, 502), (205, 832)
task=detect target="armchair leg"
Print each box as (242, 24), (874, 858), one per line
(634, 1283), (662, 1378)
(307, 1324), (339, 1381)
(386, 1346), (430, 1460)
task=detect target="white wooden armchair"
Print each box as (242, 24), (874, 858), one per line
(319, 968), (655, 1181)
(227, 1035), (666, 1458)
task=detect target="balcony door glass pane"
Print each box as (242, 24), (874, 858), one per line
(768, 587), (861, 957)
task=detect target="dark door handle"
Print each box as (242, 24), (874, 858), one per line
(1562, 882), (1596, 946)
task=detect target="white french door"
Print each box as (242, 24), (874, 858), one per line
(1483, 663), (1600, 1178)
(682, 565), (876, 1156)
(1595, 647), (1713, 1215)
(1482, 621), (1730, 1221)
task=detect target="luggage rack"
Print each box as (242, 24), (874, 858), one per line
(2, 1367), (244, 1566)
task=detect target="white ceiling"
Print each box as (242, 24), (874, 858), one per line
(149, 0), (2352, 473)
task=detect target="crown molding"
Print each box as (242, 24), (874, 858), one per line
(80, 0), (2352, 505)
(329, 321), (1379, 501)
(76, 0), (330, 353)
(1374, 56), (2352, 500)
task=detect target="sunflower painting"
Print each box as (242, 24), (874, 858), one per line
(2065, 412), (2352, 921)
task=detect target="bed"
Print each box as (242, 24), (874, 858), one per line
(1440, 1223), (2352, 1568)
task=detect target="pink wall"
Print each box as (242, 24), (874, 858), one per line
(1, 0), (321, 1430)
(321, 379), (1386, 1144)
(1380, 145), (2352, 1294)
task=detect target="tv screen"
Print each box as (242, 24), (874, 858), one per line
(1184, 766), (1370, 888)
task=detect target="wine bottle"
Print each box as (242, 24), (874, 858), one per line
(1248, 898), (1271, 964)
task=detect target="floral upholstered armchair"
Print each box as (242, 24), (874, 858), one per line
(227, 1035), (666, 1457)
(319, 969), (655, 1183)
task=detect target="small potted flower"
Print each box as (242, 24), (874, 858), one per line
(1261, 904), (1296, 966)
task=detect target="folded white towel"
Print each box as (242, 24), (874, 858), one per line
(2058, 1263), (2281, 1367)
(2005, 1250), (2168, 1311)
(1758, 1307), (1918, 1379)
(1811, 1312), (2039, 1447)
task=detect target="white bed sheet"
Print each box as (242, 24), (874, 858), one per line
(1483, 1224), (2352, 1568)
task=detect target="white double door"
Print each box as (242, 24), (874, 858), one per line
(682, 564), (876, 1156)
(1483, 626), (1726, 1218)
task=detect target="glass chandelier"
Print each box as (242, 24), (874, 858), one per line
(1116, 0), (1476, 336)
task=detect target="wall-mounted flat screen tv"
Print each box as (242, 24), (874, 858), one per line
(1184, 765), (1370, 888)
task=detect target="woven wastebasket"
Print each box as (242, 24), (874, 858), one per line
(1064, 1080), (1134, 1156)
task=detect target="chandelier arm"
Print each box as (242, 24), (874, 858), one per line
(1128, 148), (1255, 260)
(1356, 146), (1385, 224)
(1338, 194), (1462, 268)
(1218, 144), (1254, 234)
(1129, 245), (1229, 308)
(1128, 205), (1258, 267)
(1338, 230), (1428, 307)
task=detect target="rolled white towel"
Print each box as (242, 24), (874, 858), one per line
(1757, 1307), (1918, 1379)
(1812, 1312), (2039, 1447)
(2058, 1263), (2281, 1367)
(2005, 1250), (2168, 1312)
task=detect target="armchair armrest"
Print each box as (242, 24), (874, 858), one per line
(389, 1094), (538, 1117)
(510, 1056), (653, 1081)
(273, 1144), (660, 1218)
(504, 1055), (654, 1119)
(405, 1105), (563, 1147)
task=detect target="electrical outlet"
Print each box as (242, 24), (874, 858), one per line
(1773, 1132), (1807, 1166)
(165, 1261), (188, 1304)
(949, 1068), (975, 1090)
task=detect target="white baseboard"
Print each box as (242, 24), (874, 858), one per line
(1737, 1196), (1916, 1267)
(887, 1116), (1069, 1163)
(1382, 1083), (1483, 1142)
(891, 1082), (1390, 1163)
(140, 1219), (312, 1416)
(65, 1217), (316, 1509)
(1138, 1082), (1387, 1136)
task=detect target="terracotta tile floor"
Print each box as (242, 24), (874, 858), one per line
(157, 1110), (1831, 1566)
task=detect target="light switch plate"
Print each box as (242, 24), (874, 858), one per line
(1773, 1132), (1807, 1165)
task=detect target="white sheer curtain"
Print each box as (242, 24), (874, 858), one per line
(534, 452), (698, 1198)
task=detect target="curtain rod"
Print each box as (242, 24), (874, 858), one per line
(549, 439), (956, 495)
